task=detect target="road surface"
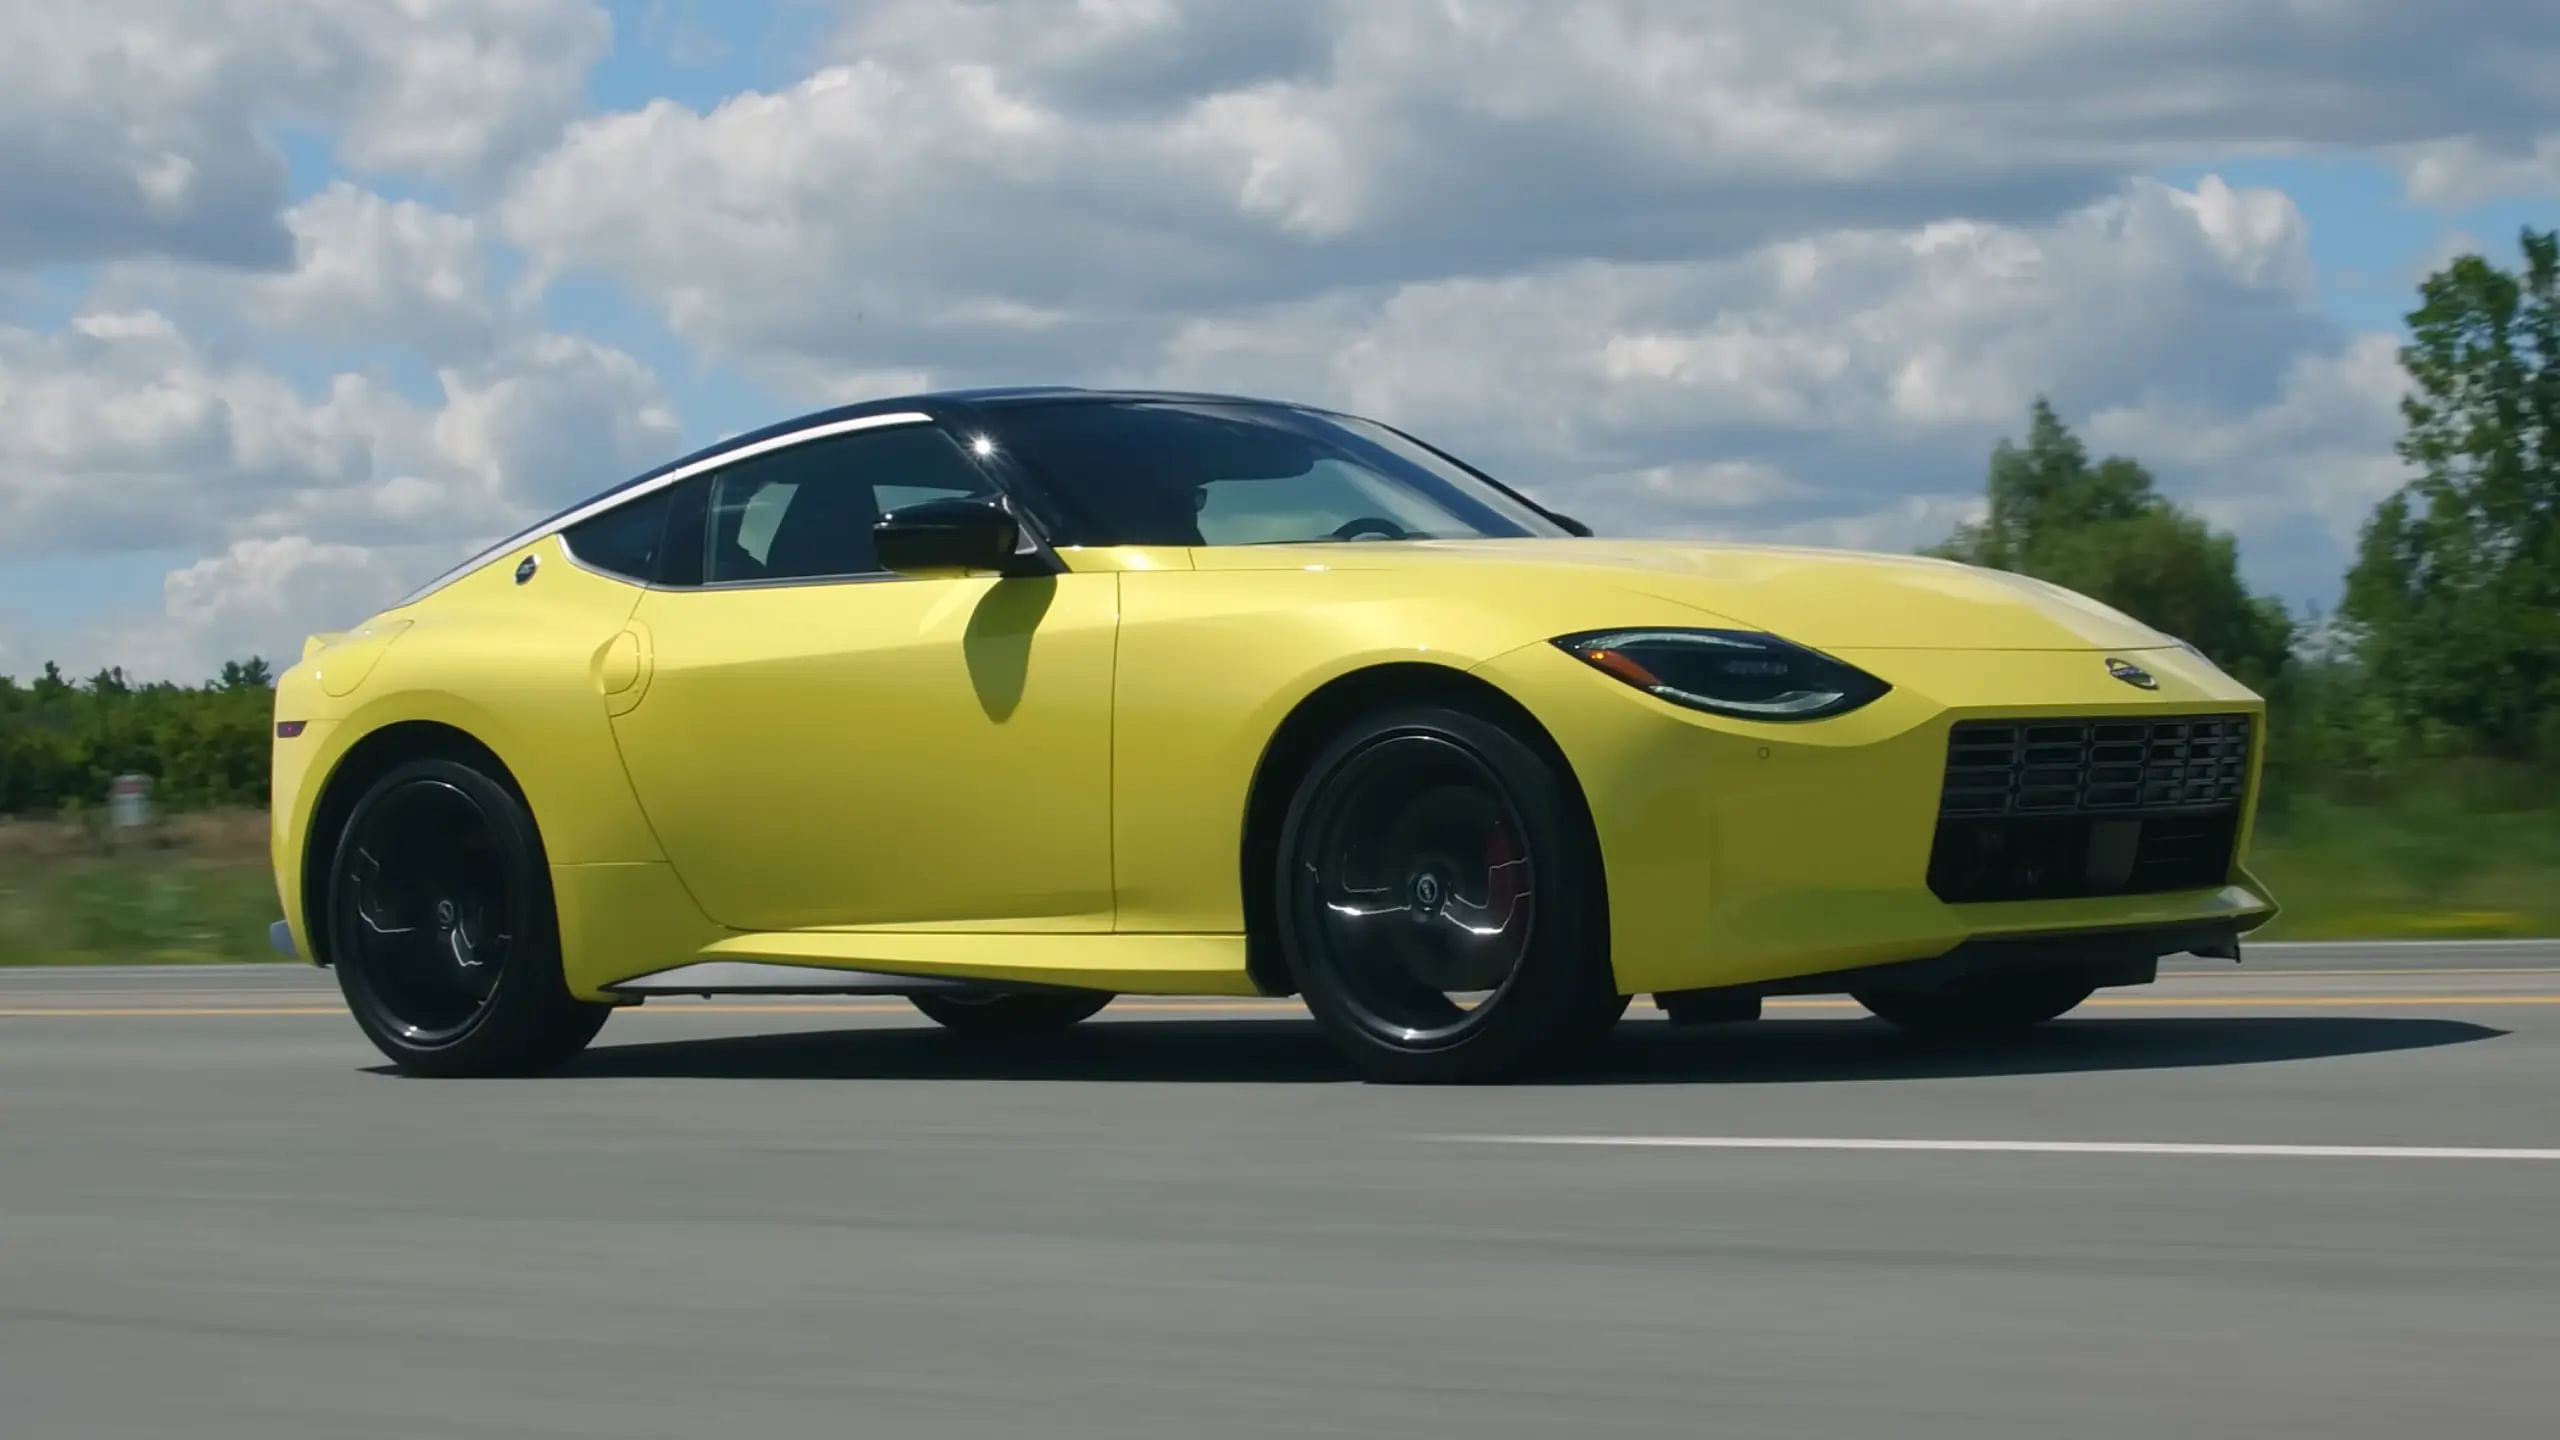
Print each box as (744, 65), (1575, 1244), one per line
(4, 943), (2557, 1438)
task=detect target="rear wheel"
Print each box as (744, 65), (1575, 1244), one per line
(1851, 970), (2098, 1037)
(908, 990), (1113, 1035)
(325, 757), (609, 1076)
(1274, 704), (1624, 1084)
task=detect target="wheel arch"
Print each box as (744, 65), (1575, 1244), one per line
(1235, 662), (1606, 997)
(298, 720), (534, 968)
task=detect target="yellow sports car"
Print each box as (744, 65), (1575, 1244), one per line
(266, 388), (2275, 1083)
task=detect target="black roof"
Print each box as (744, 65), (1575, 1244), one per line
(595, 385), (1318, 509)
(403, 385), (1564, 605)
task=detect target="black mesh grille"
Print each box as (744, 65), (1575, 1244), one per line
(1940, 715), (2251, 818)
(1929, 714), (2251, 903)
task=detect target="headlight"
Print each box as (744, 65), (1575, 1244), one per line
(1553, 628), (1890, 721)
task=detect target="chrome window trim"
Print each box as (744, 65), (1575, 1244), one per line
(691, 570), (917, 593)
(555, 539), (926, 594)
(391, 410), (937, 608)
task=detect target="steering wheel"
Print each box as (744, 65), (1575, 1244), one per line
(1328, 516), (1409, 541)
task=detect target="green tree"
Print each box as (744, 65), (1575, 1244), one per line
(218, 657), (273, 691)
(1932, 398), (2295, 689)
(2342, 228), (2560, 760)
(0, 658), (277, 814)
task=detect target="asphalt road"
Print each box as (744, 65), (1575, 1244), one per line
(5, 942), (2558, 1438)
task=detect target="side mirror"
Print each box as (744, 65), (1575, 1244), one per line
(874, 496), (1041, 578)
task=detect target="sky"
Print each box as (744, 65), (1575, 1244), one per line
(1, 0), (2555, 683)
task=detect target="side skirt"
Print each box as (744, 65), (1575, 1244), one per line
(603, 961), (1092, 999)
(592, 931), (1261, 1000)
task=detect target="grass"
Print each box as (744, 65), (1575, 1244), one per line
(0, 798), (2552, 965)
(2247, 791), (2560, 940)
(0, 810), (281, 966)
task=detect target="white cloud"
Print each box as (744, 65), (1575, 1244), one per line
(14, 533), (466, 681)
(19, 0), (2560, 680)
(0, 0), (608, 268)
(2084, 332), (2415, 601)
(506, 0), (2547, 404)
(1134, 174), (2385, 596)
(110, 183), (504, 360)
(2396, 135), (2560, 208)
(0, 308), (678, 559)
(143, 535), (420, 676)
(1152, 176), (2321, 465)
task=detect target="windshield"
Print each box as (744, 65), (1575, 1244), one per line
(986, 400), (1571, 548)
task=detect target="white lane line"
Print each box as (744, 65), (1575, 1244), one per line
(2250, 940), (2560, 952)
(1431, 1135), (2560, 1161)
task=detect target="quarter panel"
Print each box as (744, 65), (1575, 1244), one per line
(269, 537), (670, 967)
(279, 536), (665, 865)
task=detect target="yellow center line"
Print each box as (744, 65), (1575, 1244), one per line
(5, 994), (2560, 1018)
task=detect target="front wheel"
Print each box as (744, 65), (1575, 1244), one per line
(1274, 704), (1624, 1084)
(325, 757), (610, 1076)
(1851, 971), (2098, 1037)
(908, 990), (1114, 1035)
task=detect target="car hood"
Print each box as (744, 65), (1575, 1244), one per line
(1194, 538), (2179, 651)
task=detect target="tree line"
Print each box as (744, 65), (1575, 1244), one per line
(0, 660), (276, 815)
(3, 230), (2555, 819)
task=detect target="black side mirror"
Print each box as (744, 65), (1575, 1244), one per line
(874, 496), (1043, 578)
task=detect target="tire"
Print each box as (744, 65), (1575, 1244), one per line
(324, 756), (610, 1076)
(1274, 703), (1624, 1084)
(909, 989), (1114, 1035)
(1851, 970), (2098, 1038)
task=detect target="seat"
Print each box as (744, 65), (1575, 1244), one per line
(761, 479), (885, 579)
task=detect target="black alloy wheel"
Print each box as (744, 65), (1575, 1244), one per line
(909, 989), (1115, 1035)
(326, 757), (609, 1076)
(1850, 969), (2099, 1038)
(1275, 704), (1625, 1083)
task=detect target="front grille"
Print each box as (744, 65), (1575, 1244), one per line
(1941, 716), (2251, 817)
(1928, 715), (2251, 903)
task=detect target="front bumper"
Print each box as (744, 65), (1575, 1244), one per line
(1655, 916), (2245, 1022)
(1469, 638), (2277, 997)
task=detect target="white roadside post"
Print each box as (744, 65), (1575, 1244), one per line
(108, 773), (154, 851)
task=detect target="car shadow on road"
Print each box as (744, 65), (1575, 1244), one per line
(547, 1012), (2506, 1085)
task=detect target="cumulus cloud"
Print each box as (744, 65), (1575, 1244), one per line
(2085, 333), (2415, 602)
(2396, 135), (2560, 208)
(108, 183), (505, 360)
(24, 535), (449, 681)
(0, 0), (608, 269)
(0, 309), (678, 559)
(1148, 179), (2322, 480)
(512, 0), (2560, 389)
(1126, 173), (2401, 592)
(17, 0), (2560, 679)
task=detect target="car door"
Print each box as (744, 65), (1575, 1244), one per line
(606, 419), (1117, 933)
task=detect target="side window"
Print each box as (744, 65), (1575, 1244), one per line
(560, 475), (709, 586)
(704, 426), (994, 584)
(562, 485), (676, 584)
